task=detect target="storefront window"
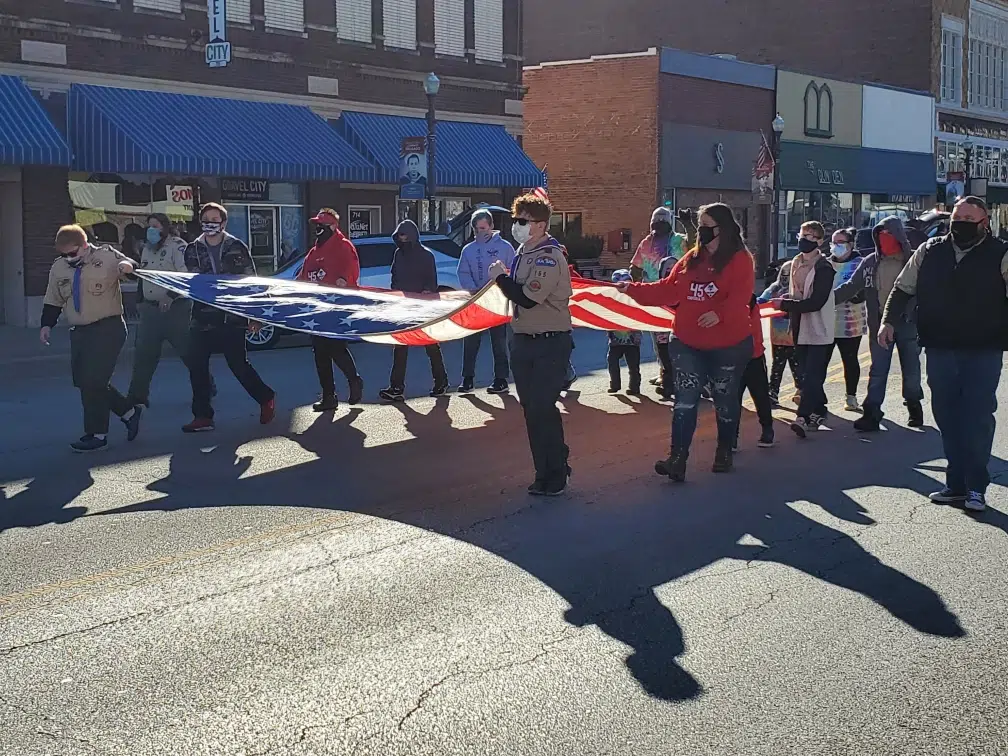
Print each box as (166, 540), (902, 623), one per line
(397, 197), (471, 233)
(222, 181), (306, 275)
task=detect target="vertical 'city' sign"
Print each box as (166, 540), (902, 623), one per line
(205, 0), (231, 68)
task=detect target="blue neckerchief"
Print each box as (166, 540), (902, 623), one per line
(72, 264), (83, 313)
(509, 254), (520, 278)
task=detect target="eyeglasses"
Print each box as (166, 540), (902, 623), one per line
(514, 218), (537, 226)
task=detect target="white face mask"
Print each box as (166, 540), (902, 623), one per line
(512, 222), (532, 245)
(831, 243), (850, 258)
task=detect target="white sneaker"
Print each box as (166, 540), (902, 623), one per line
(844, 395), (860, 412)
(964, 492), (987, 512)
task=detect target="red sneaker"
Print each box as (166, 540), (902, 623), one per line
(260, 397), (276, 425)
(182, 417), (215, 433)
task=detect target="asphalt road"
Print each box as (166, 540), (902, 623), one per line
(1, 329), (1006, 756)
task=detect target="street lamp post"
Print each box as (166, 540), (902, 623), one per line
(771, 113), (785, 264)
(963, 137), (974, 197)
(424, 72), (440, 232)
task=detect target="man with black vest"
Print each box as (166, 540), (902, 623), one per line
(880, 196), (1008, 513)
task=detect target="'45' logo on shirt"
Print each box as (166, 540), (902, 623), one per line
(687, 281), (719, 301)
(308, 269), (326, 282)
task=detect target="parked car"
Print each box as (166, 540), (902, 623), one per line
(246, 231), (463, 350)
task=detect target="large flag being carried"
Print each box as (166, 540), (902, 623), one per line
(135, 271), (680, 346)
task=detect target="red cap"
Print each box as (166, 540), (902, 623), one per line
(310, 208), (339, 225)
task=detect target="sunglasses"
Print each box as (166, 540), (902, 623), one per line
(514, 218), (538, 226)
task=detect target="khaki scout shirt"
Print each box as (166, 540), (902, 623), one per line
(139, 236), (188, 303)
(43, 244), (130, 326)
(509, 238), (573, 335)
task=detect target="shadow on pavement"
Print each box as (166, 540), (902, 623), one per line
(4, 392), (1001, 703)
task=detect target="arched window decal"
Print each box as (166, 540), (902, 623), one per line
(803, 81), (834, 139)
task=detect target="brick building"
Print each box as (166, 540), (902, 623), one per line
(522, 48), (776, 272)
(524, 0), (933, 93)
(0, 0), (542, 326)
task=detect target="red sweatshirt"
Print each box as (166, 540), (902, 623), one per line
(749, 302), (765, 359)
(627, 249), (755, 350)
(297, 229), (360, 287)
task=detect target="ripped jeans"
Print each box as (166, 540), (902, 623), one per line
(671, 337), (753, 455)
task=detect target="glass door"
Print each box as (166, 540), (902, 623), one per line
(249, 206), (278, 275)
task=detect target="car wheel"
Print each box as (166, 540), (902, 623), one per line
(246, 323), (278, 350)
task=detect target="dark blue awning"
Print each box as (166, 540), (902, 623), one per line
(338, 111), (544, 188)
(779, 141), (936, 195)
(0, 75), (71, 166)
(68, 85), (375, 182)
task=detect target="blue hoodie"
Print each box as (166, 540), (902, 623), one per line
(457, 231), (516, 291)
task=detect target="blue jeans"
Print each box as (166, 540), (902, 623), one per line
(671, 337), (752, 453)
(926, 349), (1003, 495)
(865, 320), (923, 411)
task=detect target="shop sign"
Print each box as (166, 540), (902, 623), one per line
(206, 0), (230, 69)
(348, 208), (373, 238)
(713, 142), (725, 174)
(399, 137), (428, 201)
(221, 178), (269, 202)
(166, 185), (194, 215)
(806, 160), (844, 186)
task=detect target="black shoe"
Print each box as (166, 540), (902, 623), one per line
(854, 410), (882, 433)
(907, 400), (924, 428)
(122, 405), (143, 442)
(608, 384), (620, 394)
(459, 378), (475, 393)
(527, 480), (546, 496)
(348, 376), (364, 405)
(712, 446), (733, 473)
(758, 426), (775, 448)
(488, 379), (509, 395)
(379, 386), (405, 403)
(655, 452), (688, 482)
(627, 383), (641, 396)
(71, 435), (108, 453)
(313, 394), (339, 412)
(541, 477), (568, 496)
(430, 382), (450, 397)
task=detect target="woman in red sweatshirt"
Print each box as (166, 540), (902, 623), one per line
(617, 202), (755, 480)
(297, 208), (364, 411)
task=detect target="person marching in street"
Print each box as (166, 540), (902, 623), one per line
(630, 207), (687, 395)
(41, 224), (143, 452)
(881, 196), (1008, 512)
(617, 203), (755, 480)
(182, 203), (276, 433)
(379, 220), (450, 402)
(488, 192), (574, 496)
(757, 266), (801, 407)
(456, 209), (515, 394)
(606, 269), (642, 395)
(826, 227), (868, 412)
(297, 208), (364, 411)
(773, 221), (837, 439)
(735, 294), (775, 450)
(834, 216), (924, 432)
(126, 213), (216, 409)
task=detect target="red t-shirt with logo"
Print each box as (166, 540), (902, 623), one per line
(626, 249), (755, 351)
(297, 229), (360, 287)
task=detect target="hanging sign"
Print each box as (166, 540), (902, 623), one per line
(206, 0), (231, 68)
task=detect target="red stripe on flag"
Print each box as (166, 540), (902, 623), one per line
(391, 328), (438, 346)
(449, 299), (509, 331)
(570, 303), (638, 332)
(571, 291), (674, 329)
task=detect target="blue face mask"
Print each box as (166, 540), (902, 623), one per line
(146, 227), (162, 245)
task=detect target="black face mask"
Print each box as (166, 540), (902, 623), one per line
(651, 221), (672, 236)
(797, 237), (820, 254)
(697, 226), (717, 246)
(950, 220), (985, 248)
(316, 226), (334, 243)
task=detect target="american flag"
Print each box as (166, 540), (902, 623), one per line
(753, 131), (775, 179)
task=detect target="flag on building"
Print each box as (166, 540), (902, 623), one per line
(752, 131), (775, 205)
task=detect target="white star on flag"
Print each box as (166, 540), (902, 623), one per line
(261, 306), (278, 317)
(301, 319), (319, 330)
(323, 294), (340, 303)
(298, 305), (315, 314)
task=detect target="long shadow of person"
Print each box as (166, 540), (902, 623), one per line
(0, 463), (93, 533)
(93, 397), (976, 702)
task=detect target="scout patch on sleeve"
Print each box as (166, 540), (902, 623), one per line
(528, 280), (542, 292)
(534, 255), (557, 267)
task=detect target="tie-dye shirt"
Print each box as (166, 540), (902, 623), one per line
(831, 257), (868, 338)
(631, 233), (686, 282)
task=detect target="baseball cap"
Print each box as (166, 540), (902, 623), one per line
(310, 208), (339, 225)
(611, 268), (632, 284)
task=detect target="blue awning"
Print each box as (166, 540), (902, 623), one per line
(337, 111), (544, 188)
(0, 75), (71, 166)
(68, 85), (375, 182)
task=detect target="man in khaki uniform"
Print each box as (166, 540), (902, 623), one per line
(489, 192), (574, 496)
(41, 224), (143, 453)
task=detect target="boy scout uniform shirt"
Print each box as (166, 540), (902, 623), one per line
(139, 237), (188, 303)
(510, 241), (573, 334)
(43, 244), (129, 326)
